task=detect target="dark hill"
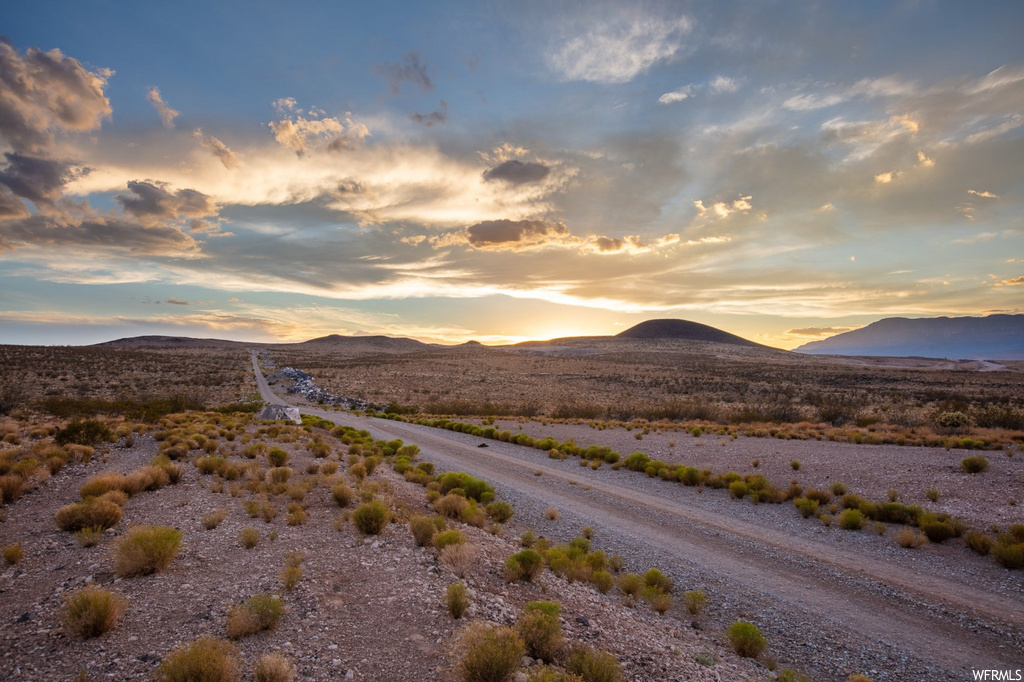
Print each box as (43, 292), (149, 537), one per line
(616, 319), (761, 347)
(795, 314), (1024, 360)
(95, 335), (246, 348)
(296, 334), (431, 353)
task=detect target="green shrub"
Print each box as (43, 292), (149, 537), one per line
(114, 525), (182, 576)
(726, 621), (766, 658)
(966, 531), (993, 556)
(590, 570), (614, 593)
(564, 646), (624, 682)
(409, 515), (440, 547)
(793, 497), (819, 518)
(643, 568), (673, 594)
(505, 549), (543, 582)
(267, 447), (288, 467)
(920, 520), (954, 543)
(992, 542), (1024, 569)
(459, 623), (525, 682)
(156, 636), (240, 682)
(486, 501), (514, 523)
(436, 493), (470, 518)
(684, 589), (707, 615)
(517, 608), (563, 663)
(280, 565), (302, 591)
(618, 573), (643, 598)
(728, 480), (748, 499)
(352, 500), (390, 535)
(62, 586), (126, 638)
(55, 419), (112, 446)
(435, 529), (466, 551)
(55, 498), (122, 531)
(839, 508), (864, 530)
(447, 581), (469, 619)
(226, 593), (285, 638)
(330, 483), (353, 507)
(650, 592), (672, 614)
(961, 456), (989, 474)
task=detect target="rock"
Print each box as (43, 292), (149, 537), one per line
(575, 615), (590, 627)
(257, 404), (301, 424)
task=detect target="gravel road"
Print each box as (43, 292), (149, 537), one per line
(252, 352), (1024, 681)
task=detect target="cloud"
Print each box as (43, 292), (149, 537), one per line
(374, 51), (433, 94)
(547, 15), (693, 84)
(658, 89), (691, 105)
(482, 160), (551, 185)
(783, 93), (845, 111)
(968, 189), (999, 199)
(786, 326), (857, 337)
(0, 43), (112, 153)
(917, 151), (935, 168)
(192, 129), (238, 169)
(146, 87), (179, 129)
(0, 186), (29, 219)
(166, 298), (190, 305)
(0, 209), (196, 255)
(479, 143), (529, 164)
(269, 109), (369, 156)
(952, 231), (997, 245)
(694, 195), (753, 219)
(0, 153), (80, 206)
(465, 219), (569, 249)
(659, 75), (739, 104)
(115, 180), (217, 223)
(874, 171), (897, 184)
(410, 100), (447, 127)
(997, 276), (1024, 287)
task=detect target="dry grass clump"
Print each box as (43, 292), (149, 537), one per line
(62, 586), (126, 638)
(545, 507), (560, 521)
(2, 541), (25, 564)
(254, 652), (295, 682)
(564, 646), (624, 682)
(441, 543), (479, 578)
(202, 508), (228, 530)
(55, 498), (122, 532)
(434, 529), (466, 551)
(75, 526), (105, 547)
(156, 636), (240, 682)
(114, 525), (182, 577)
(226, 593), (285, 639)
(517, 602), (563, 663)
(895, 527), (928, 549)
(435, 493), (470, 519)
(409, 514), (445, 547)
(280, 550), (304, 590)
(961, 455), (989, 474)
(239, 527), (260, 549)
(457, 622), (525, 682)
(330, 483), (353, 507)
(446, 581), (469, 619)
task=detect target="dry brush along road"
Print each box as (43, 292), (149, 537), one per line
(252, 352), (1024, 681)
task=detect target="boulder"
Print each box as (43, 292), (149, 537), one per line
(258, 404), (302, 424)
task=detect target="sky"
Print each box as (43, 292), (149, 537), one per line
(1, 0), (1022, 349)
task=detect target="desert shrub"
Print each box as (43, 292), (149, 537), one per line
(790, 460), (801, 471)
(253, 652), (294, 682)
(447, 581), (469, 619)
(409, 515), (440, 547)
(896, 528), (927, 548)
(643, 568), (673, 594)
(618, 573), (643, 598)
(727, 621), (766, 658)
(934, 410), (973, 433)
(55, 419), (112, 446)
(285, 505), (306, 526)
(436, 493), (470, 519)
(75, 526), (104, 547)
(517, 607), (563, 663)
(202, 509), (228, 530)
(114, 525), (182, 576)
(920, 520), (955, 543)
(804, 488), (832, 504)
(925, 488), (940, 502)
(0, 379), (27, 415)
(267, 447), (289, 467)
(435, 529), (466, 551)
(80, 472), (126, 499)
(966, 531), (993, 556)
(564, 646), (624, 682)
(793, 497), (819, 518)
(353, 500), (390, 535)
(545, 507), (559, 521)
(961, 456), (989, 474)
(0, 473), (25, 505)
(226, 593), (285, 638)
(623, 452), (650, 472)
(459, 623), (525, 682)
(506, 549), (544, 582)
(62, 586), (126, 638)
(590, 569), (614, 593)
(330, 483), (353, 508)
(650, 592), (672, 614)
(846, 676), (874, 682)
(239, 527), (260, 549)
(486, 501), (514, 523)
(442, 543), (479, 578)
(55, 498), (122, 531)
(156, 636), (239, 682)
(992, 541), (1024, 569)
(839, 508), (865, 530)
(728, 480), (748, 499)
(280, 565), (302, 591)
(677, 588), (705, 615)
(2, 541), (25, 564)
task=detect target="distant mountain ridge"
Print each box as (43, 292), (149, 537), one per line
(795, 314), (1024, 360)
(615, 319), (762, 347)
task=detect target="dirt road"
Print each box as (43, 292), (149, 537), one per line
(252, 352), (1024, 680)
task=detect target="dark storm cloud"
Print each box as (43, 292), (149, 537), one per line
(482, 160), (551, 185)
(0, 42), (112, 153)
(374, 51), (434, 94)
(466, 219), (568, 248)
(0, 153), (79, 206)
(116, 181), (216, 221)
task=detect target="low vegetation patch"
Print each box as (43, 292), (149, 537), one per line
(114, 525), (182, 577)
(353, 499), (390, 535)
(727, 620), (767, 659)
(458, 622), (525, 682)
(62, 586), (126, 638)
(156, 636), (239, 682)
(226, 593), (285, 638)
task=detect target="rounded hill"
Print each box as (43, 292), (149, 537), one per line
(616, 319), (760, 347)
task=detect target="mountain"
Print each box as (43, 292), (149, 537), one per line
(615, 319), (762, 347)
(296, 334), (431, 353)
(95, 335), (247, 348)
(795, 315), (1024, 360)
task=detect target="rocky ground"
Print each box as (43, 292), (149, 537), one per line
(0, 414), (768, 682)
